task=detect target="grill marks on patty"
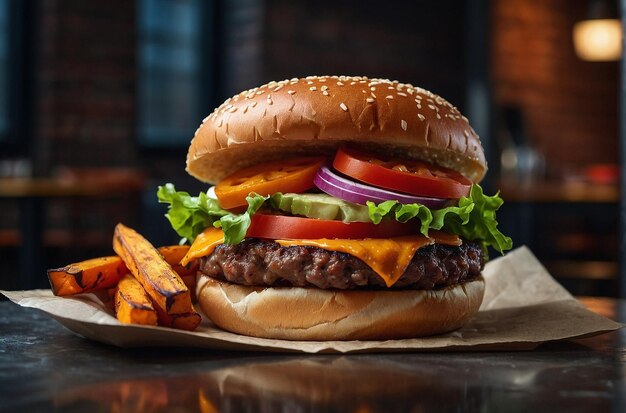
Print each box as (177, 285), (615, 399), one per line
(199, 239), (484, 290)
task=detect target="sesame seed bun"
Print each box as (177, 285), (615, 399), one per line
(186, 75), (486, 184)
(196, 274), (485, 341)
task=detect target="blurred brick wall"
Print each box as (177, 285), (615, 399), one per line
(30, 0), (469, 175)
(262, 0), (468, 112)
(492, 0), (619, 177)
(35, 0), (137, 172)
(29, 0), (618, 180)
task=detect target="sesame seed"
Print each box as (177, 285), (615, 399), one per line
(267, 98), (273, 105)
(401, 120), (408, 131)
(340, 102), (348, 111)
(386, 95), (394, 100)
(371, 92), (377, 98)
(288, 90), (296, 95)
(273, 86), (283, 92)
(436, 114), (441, 119)
(398, 92), (407, 97)
(310, 86), (317, 91)
(322, 91), (329, 96)
(321, 85), (329, 91)
(243, 106), (248, 114)
(418, 114), (426, 121)
(251, 101), (258, 108)
(463, 130), (470, 137)
(370, 87), (376, 91)
(218, 119), (223, 127)
(417, 104), (422, 109)
(337, 81), (344, 86)
(228, 107), (237, 113)
(366, 97), (375, 103)
(428, 104), (436, 110)
(388, 86), (395, 90)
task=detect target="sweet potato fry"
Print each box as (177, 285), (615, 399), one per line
(113, 223), (191, 315)
(180, 274), (197, 298)
(154, 301), (202, 331)
(158, 245), (189, 266)
(47, 245), (194, 297)
(171, 261), (199, 277)
(114, 274), (158, 326)
(162, 244), (199, 278)
(48, 256), (127, 296)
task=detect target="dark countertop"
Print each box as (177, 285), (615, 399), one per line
(1, 299), (625, 413)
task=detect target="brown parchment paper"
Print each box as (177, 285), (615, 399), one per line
(2, 246), (623, 353)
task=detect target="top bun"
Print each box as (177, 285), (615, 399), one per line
(187, 76), (486, 184)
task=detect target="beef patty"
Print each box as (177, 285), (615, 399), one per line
(199, 239), (484, 290)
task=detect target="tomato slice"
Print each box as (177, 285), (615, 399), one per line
(247, 214), (417, 239)
(333, 147), (472, 199)
(215, 156), (326, 209)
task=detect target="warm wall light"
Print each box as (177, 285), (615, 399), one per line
(573, 18), (622, 61)
(573, 0), (622, 61)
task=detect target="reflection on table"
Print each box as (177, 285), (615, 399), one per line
(0, 297), (624, 412)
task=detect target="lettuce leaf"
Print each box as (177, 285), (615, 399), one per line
(367, 185), (512, 254)
(158, 183), (512, 254)
(156, 183), (267, 245)
(213, 192), (268, 245)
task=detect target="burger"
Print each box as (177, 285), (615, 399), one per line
(157, 75), (512, 341)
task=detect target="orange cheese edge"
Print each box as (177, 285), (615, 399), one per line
(181, 227), (461, 288)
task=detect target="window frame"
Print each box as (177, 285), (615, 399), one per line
(2, 0), (34, 156)
(135, 0), (220, 154)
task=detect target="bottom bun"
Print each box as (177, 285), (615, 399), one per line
(196, 275), (485, 341)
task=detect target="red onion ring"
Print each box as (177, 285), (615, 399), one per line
(313, 165), (449, 208)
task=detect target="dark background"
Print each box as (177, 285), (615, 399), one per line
(0, 0), (620, 296)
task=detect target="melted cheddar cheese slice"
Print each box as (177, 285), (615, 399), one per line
(181, 227), (225, 267)
(181, 227), (460, 287)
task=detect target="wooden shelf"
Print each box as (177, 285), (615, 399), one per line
(0, 169), (145, 198)
(0, 229), (113, 248)
(496, 180), (619, 203)
(544, 260), (617, 280)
